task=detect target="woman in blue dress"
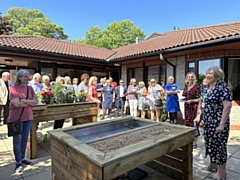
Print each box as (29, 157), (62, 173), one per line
(165, 76), (180, 124)
(101, 79), (115, 119)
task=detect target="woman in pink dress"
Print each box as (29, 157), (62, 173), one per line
(87, 76), (101, 103)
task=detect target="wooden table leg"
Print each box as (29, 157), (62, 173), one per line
(182, 143), (193, 180)
(28, 122), (38, 159)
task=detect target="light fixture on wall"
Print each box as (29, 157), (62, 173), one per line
(5, 59), (13, 63)
(0, 64), (6, 67)
(114, 64), (120, 66)
(159, 53), (164, 61)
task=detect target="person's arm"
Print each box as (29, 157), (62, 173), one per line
(21, 94), (38, 106)
(194, 99), (202, 123)
(11, 98), (30, 107)
(216, 101), (232, 132)
(112, 90), (115, 102)
(102, 91), (105, 103)
(127, 85), (132, 94)
(143, 87), (147, 96)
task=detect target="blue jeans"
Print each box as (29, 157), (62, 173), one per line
(13, 120), (32, 163)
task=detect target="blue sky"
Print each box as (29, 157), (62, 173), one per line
(1, 0), (240, 40)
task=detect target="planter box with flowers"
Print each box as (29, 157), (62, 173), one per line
(30, 83), (97, 159)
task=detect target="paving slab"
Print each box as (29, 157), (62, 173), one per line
(21, 156), (51, 178)
(227, 157), (240, 173)
(0, 163), (23, 180)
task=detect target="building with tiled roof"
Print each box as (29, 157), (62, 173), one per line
(0, 21), (240, 105)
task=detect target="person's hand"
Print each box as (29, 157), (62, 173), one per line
(102, 99), (105, 103)
(193, 118), (200, 124)
(97, 100), (101, 104)
(112, 99), (115, 103)
(216, 124), (224, 133)
(185, 100), (192, 104)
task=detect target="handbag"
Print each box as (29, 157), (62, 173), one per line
(153, 88), (163, 107)
(7, 86), (29, 137)
(154, 99), (163, 107)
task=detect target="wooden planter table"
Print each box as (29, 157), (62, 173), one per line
(27, 102), (98, 159)
(48, 117), (194, 180)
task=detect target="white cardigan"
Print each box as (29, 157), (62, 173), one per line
(0, 79), (11, 105)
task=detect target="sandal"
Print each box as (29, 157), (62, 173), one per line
(22, 160), (33, 166)
(201, 165), (217, 172)
(209, 173), (227, 180)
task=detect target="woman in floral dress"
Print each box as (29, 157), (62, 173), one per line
(194, 67), (232, 180)
(182, 72), (200, 148)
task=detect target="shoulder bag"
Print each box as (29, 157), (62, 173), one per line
(153, 87), (163, 107)
(7, 86), (29, 137)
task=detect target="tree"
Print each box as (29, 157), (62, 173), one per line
(5, 8), (68, 40)
(0, 12), (12, 35)
(74, 20), (145, 49)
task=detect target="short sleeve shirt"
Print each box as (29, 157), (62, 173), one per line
(8, 85), (35, 122)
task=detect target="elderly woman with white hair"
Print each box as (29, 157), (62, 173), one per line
(41, 75), (52, 92)
(8, 69), (38, 173)
(165, 76), (180, 124)
(194, 67), (232, 180)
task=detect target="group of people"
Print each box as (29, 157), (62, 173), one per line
(0, 66), (232, 179)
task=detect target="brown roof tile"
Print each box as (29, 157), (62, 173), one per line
(0, 21), (240, 62)
(112, 21), (240, 60)
(0, 35), (116, 60)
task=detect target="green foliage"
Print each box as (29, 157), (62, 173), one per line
(73, 20), (145, 49)
(0, 12), (12, 35)
(5, 8), (68, 40)
(52, 83), (65, 103)
(198, 74), (206, 84)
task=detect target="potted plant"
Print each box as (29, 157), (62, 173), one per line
(41, 91), (54, 105)
(75, 90), (87, 102)
(52, 82), (65, 103)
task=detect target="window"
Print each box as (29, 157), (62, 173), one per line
(134, 67), (143, 84)
(187, 59), (220, 84)
(188, 62), (195, 73)
(41, 68), (54, 81)
(160, 66), (166, 86)
(228, 58), (240, 100)
(127, 69), (133, 85)
(198, 59), (220, 83)
(148, 66), (159, 86)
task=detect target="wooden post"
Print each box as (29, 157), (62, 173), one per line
(181, 144), (193, 180)
(27, 122), (38, 159)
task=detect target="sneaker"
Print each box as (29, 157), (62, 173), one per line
(15, 163), (23, 173)
(22, 159), (33, 166)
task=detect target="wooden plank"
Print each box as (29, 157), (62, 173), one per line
(154, 155), (183, 171)
(52, 158), (79, 180)
(166, 148), (183, 160)
(51, 145), (90, 179)
(145, 160), (182, 180)
(181, 144), (193, 180)
(50, 136), (103, 178)
(103, 131), (193, 179)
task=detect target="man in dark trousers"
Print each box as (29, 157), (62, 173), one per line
(0, 72), (11, 125)
(115, 79), (128, 117)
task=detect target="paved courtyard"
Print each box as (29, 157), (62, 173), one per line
(0, 119), (240, 180)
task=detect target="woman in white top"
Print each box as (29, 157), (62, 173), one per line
(64, 76), (73, 90)
(147, 78), (164, 121)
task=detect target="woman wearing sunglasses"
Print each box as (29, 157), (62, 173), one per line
(147, 79), (164, 121)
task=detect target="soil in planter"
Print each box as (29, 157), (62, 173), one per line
(88, 124), (182, 153)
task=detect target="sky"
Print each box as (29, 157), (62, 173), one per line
(1, 0), (240, 40)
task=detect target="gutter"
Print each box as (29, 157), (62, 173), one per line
(109, 34), (240, 63)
